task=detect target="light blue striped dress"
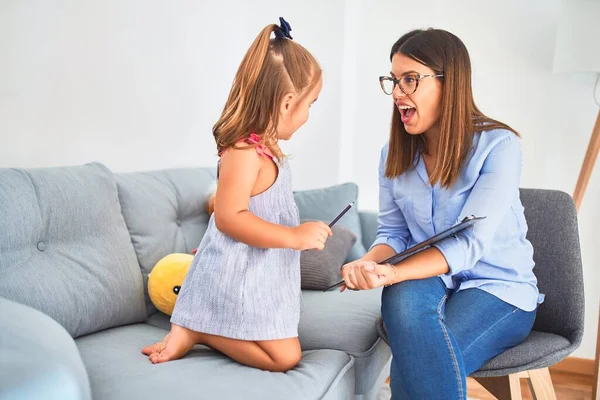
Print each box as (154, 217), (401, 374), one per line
(170, 150), (301, 340)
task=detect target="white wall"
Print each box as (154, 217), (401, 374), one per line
(1, 0), (598, 359)
(0, 0), (344, 189)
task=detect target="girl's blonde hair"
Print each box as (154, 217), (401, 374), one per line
(213, 23), (321, 160)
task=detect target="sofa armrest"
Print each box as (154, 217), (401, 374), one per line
(0, 297), (91, 400)
(359, 210), (378, 251)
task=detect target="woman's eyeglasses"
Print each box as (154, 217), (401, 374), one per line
(379, 73), (443, 95)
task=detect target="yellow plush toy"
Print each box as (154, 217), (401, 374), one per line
(148, 190), (216, 315)
(148, 253), (193, 315)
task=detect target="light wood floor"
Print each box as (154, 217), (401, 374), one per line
(380, 368), (594, 399)
(466, 370), (594, 400)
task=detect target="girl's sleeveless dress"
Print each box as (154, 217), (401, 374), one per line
(170, 136), (301, 340)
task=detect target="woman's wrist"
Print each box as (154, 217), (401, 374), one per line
(385, 264), (399, 287)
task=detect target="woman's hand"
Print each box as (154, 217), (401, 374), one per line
(340, 260), (396, 292)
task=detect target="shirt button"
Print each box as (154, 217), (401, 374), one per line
(37, 241), (46, 251)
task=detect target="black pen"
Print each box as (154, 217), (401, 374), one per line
(329, 202), (354, 227)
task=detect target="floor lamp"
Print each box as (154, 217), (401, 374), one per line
(553, 1), (600, 398)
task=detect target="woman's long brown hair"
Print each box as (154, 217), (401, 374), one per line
(386, 29), (518, 187)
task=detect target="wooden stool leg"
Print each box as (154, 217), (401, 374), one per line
(528, 368), (557, 400)
(474, 373), (523, 400)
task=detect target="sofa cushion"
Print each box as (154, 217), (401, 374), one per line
(294, 183), (366, 261)
(298, 288), (382, 351)
(359, 210), (379, 251)
(115, 168), (216, 313)
(147, 287), (388, 396)
(148, 289), (383, 355)
(300, 225), (356, 290)
(75, 324), (355, 400)
(0, 297), (91, 400)
(299, 288), (389, 395)
(0, 163), (146, 337)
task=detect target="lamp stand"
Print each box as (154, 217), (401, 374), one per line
(572, 108), (600, 400)
(574, 109), (600, 211)
(594, 311), (600, 399)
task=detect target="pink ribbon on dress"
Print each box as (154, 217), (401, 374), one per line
(247, 133), (274, 160)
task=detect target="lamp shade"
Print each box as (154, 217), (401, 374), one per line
(553, 0), (600, 74)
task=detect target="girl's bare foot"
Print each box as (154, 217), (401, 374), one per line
(142, 332), (170, 356)
(141, 325), (203, 363)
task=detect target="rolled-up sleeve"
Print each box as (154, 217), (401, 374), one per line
(370, 145), (410, 254)
(434, 134), (522, 276)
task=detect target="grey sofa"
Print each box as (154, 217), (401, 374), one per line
(0, 163), (391, 400)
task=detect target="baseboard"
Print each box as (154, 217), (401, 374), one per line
(550, 356), (595, 377)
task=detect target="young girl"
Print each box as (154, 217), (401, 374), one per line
(340, 29), (542, 399)
(142, 18), (331, 373)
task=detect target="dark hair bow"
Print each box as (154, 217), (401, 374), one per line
(274, 17), (293, 40)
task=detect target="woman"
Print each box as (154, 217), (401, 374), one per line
(341, 29), (543, 399)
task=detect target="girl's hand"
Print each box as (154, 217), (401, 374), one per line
(340, 260), (396, 292)
(292, 222), (333, 251)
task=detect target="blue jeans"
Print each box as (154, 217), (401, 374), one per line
(381, 277), (536, 400)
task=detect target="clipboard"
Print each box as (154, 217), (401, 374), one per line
(323, 215), (486, 292)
